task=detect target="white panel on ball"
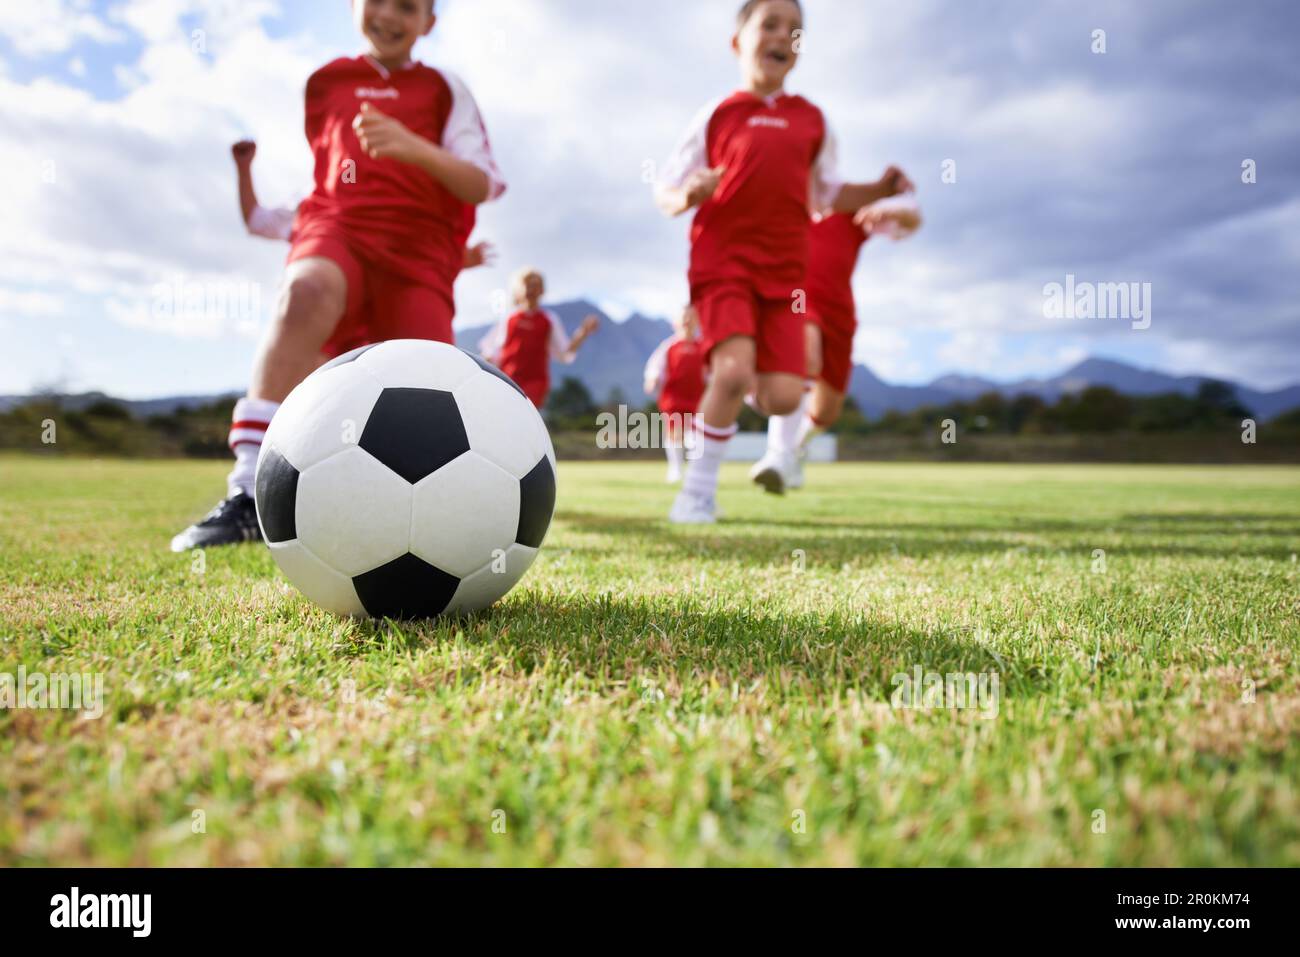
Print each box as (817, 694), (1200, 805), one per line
(268, 540), (365, 617)
(262, 363), (384, 471)
(410, 452), (521, 578)
(445, 543), (539, 615)
(453, 373), (550, 479)
(355, 339), (480, 392)
(296, 447), (413, 577)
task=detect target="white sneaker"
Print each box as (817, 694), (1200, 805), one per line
(785, 450), (805, 490)
(669, 490), (718, 524)
(749, 451), (788, 496)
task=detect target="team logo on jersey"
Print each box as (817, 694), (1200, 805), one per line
(748, 115), (790, 129)
(355, 86), (400, 100)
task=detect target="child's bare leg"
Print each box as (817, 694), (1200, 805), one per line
(808, 380), (846, 429)
(674, 337), (756, 517)
(250, 257), (349, 403)
(698, 336), (758, 426)
(764, 323), (822, 459)
(754, 372), (804, 417)
(803, 322), (823, 381)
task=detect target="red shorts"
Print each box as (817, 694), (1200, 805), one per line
(691, 278), (805, 377)
(289, 224), (455, 359)
(658, 405), (696, 438)
(811, 306), (857, 394)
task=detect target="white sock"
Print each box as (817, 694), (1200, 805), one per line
(796, 413), (826, 451)
(682, 420), (737, 501)
(227, 396), (280, 497)
(767, 392), (808, 456)
(768, 385), (813, 456)
(666, 443), (685, 476)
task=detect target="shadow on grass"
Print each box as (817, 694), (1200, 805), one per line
(330, 589), (1057, 705)
(554, 509), (1300, 561)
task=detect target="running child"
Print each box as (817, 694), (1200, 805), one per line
(643, 304), (707, 483)
(654, 0), (913, 524)
(174, 0), (505, 551)
(752, 198), (922, 493)
(479, 267), (599, 409)
(230, 138), (496, 268)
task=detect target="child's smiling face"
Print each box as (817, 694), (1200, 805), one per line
(353, 0), (435, 67)
(733, 0), (803, 93)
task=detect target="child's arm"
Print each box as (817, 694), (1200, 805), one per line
(656, 167), (726, 218)
(831, 166), (915, 215)
(655, 102), (723, 217)
(552, 314), (599, 364)
(643, 341), (669, 396)
(232, 140), (259, 227)
(479, 318), (507, 365)
(855, 202), (923, 240)
(463, 241), (496, 271)
(354, 103), (491, 203)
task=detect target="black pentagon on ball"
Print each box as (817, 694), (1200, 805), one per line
(316, 343), (380, 374)
(353, 553), (460, 620)
(516, 456), (556, 548)
(464, 351), (528, 400)
(358, 388), (470, 484)
(255, 446), (300, 544)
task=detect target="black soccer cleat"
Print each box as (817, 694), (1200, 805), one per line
(170, 492), (264, 552)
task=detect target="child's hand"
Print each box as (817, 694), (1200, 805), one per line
(684, 167), (725, 208)
(855, 204), (923, 240)
(879, 165), (915, 198)
(579, 314), (600, 336)
(353, 103), (423, 164)
(463, 241), (497, 270)
(232, 140), (257, 167)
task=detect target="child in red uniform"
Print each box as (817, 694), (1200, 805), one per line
(655, 0), (912, 524)
(232, 138), (495, 267)
(229, 139), (496, 359)
(753, 199), (922, 493)
(174, 0), (505, 551)
(644, 305), (707, 483)
(479, 268), (599, 409)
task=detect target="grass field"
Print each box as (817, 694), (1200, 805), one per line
(2, 455), (1298, 866)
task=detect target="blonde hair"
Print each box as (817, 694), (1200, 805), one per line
(510, 266), (544, 305)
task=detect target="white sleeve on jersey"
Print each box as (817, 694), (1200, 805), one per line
(809, 118), (845, 215)
(479, 316), (508, 362)
(643, 337), (672, 397)
(655, 98), (724, 203)
(546, 310), (574, 363)
(441, 69), (507, 201)
(247, 204), (296, 241)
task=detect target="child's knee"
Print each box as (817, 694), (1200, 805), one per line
(279, 266), (346, 325)
(757, 376), (804, 416)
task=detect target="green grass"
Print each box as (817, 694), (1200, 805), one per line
(2, 454), (1298, 866)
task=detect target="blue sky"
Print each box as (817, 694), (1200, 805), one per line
(1, 0), (1297, 398)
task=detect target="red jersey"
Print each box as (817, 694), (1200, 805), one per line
(644, 334), (706, 415)
(807, 212), (870, 322)
(480, 309), (571, 404)
(659, 91), (842, 298)
(294, 55), (504, 289)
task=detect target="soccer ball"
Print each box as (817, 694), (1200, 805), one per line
(254, 340), (556, 619)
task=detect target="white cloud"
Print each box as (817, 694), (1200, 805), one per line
(1, 0), (1296, 397)
(0, 0), (126, 56)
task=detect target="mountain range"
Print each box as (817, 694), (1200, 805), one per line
(6, 300), (1299, 420)
(458, 300), (1300, 420)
